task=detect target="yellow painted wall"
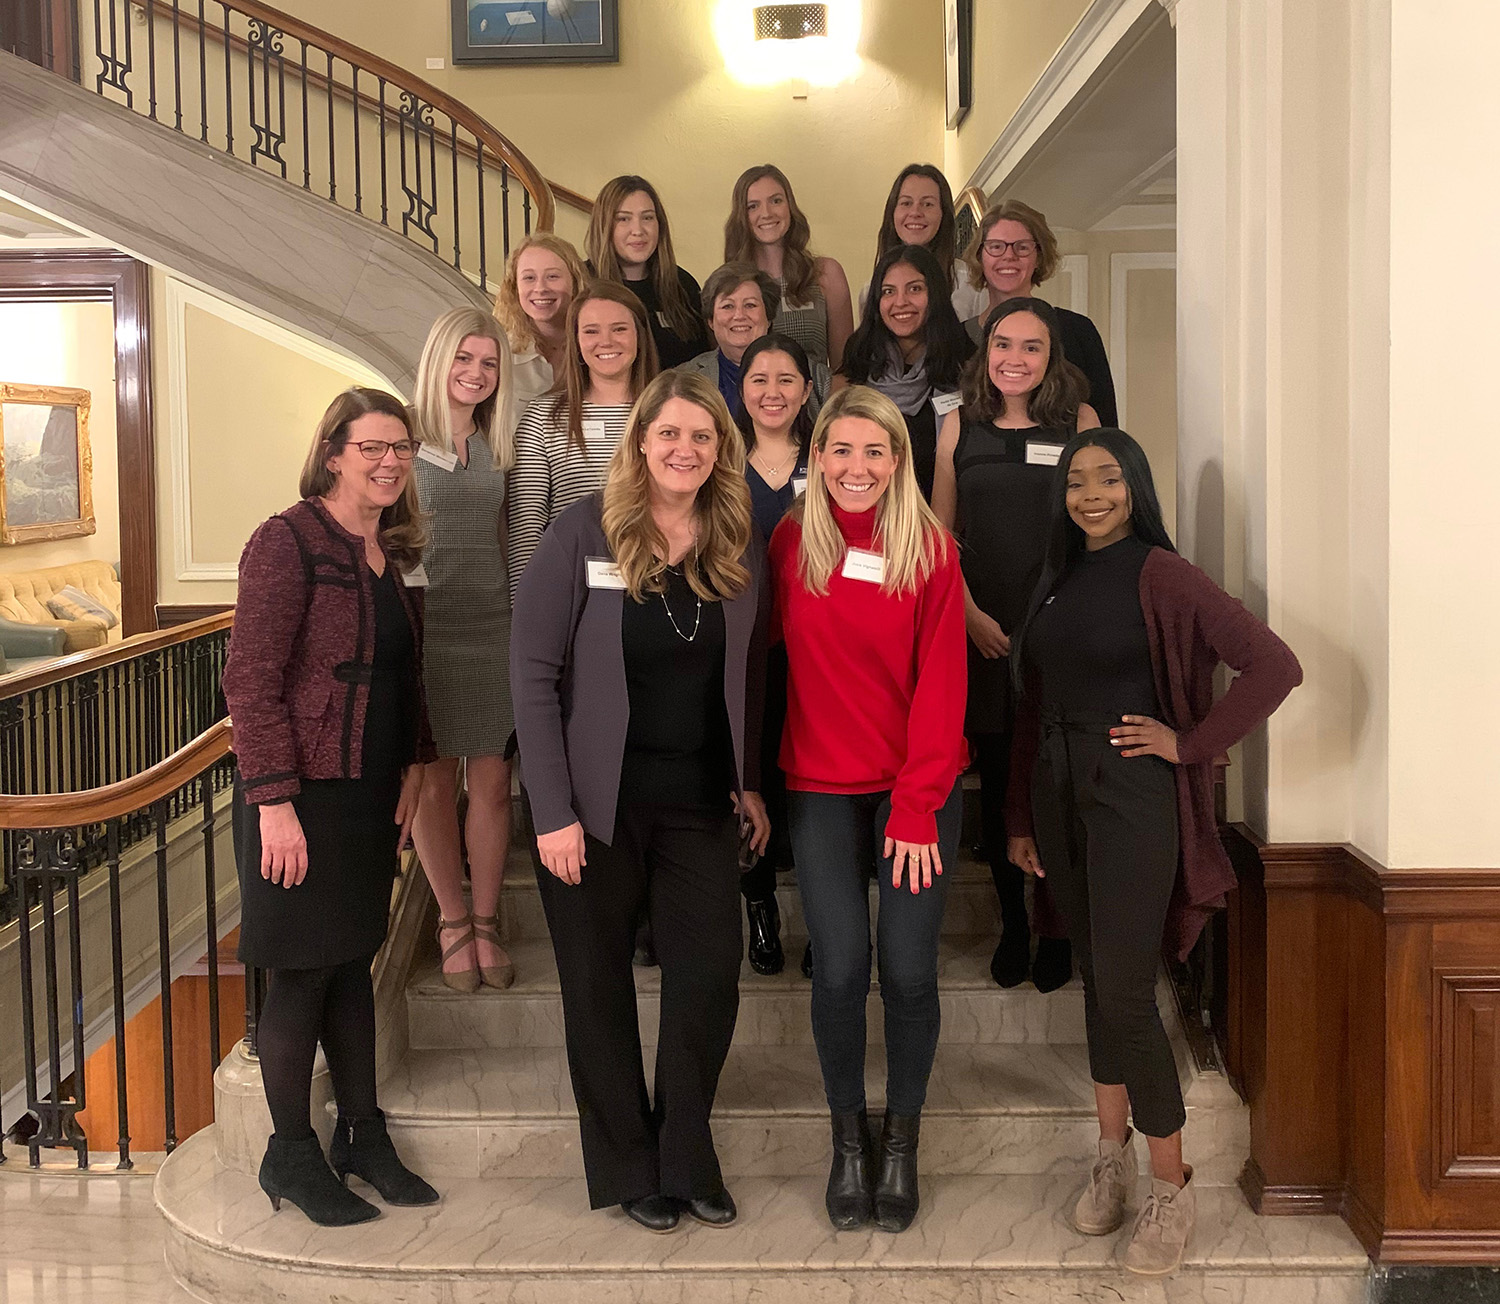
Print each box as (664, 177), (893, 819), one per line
(0, 299), (120, 574)
(274, 0), (947, 287)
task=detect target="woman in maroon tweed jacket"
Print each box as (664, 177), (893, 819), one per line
(1005, 428), (1301, 1276)
(222, 388), (439, 1228)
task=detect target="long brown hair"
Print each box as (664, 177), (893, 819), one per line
(550, 280), (659, 454)
(493, 232), (588, 356)
(724, 164), (819, 306)
(601, 371), (752, 603)
(959, 297), (1085, 428)
(299, 388), (427, 569)
(586, 175), (701, 341)
(961, 199), (1061, 294)
(875, 164), (958, 291)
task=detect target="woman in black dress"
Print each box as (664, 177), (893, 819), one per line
(223, 388), (438, 1226)
(931, 299), (1099, 992)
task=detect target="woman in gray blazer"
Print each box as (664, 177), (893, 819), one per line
(511, 369), (770, 1234)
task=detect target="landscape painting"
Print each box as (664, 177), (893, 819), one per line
(452, 0), (619, 64)
(0, 383), (95, 545)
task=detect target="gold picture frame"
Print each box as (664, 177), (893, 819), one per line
(0, 383), (96, 545)
(954, 185), (989, 258)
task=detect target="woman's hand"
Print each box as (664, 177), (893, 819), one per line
(965, 605), (1010, 659)
(395, 763), (424, 852)
(1008, 835), (1044, 878)
(1111, 715), (1181, 763)
(884, 837), (943, 894)
(733, 790), (771, 855)
(259, 802), (308, 889)
(537, 821), (587, 885)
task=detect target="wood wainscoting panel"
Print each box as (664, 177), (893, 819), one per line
(1437, 971), (1500, 1181)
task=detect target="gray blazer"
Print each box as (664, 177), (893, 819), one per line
(510, 493), (768, 842)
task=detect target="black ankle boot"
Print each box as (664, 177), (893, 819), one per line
(801, 940), (814, 979)
(990, 911), (1032, 989)
(746, 897), (784, 975)
(1032, 936), (1073, 993)
(873, 1112), (921, 1232)
(259, 1131), (379, 1226)
(330, 1110), (439, 1206)
(825, 1109), (875, 1230)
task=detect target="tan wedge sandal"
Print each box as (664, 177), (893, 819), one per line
(436, 914), (480, 994)
(471, 913), (515, 990)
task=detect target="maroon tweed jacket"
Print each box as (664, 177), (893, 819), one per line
(222, 497), (436, 805)
(1007, 546), (1303, 959)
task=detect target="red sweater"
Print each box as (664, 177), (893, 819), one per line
(769, 502), (968, 844)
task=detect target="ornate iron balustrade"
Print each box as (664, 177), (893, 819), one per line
(11, 0), (555, 293)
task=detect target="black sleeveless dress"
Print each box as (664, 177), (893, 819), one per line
(952, 419), (1071, 735)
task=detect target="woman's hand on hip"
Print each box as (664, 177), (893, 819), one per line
(733, 790), (771, 855)
(538, 821), (587, 885)
(885, 837), (943, 894)
(259, 802), (308, 888)
(1008, 835), (1044, 878)
(1111, 715), (1181, 763)
(395, 763), (424, 851)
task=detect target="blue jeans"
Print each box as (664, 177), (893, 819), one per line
(787, 781), (962, 1116)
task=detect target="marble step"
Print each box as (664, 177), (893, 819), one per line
(407, 935), (1087, 1050)
(369, 1041), (1249, 1186)
(158, 1129), (1370, 1304)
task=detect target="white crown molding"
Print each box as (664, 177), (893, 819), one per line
(1109, 251), (1176, 427)
(963, 0), (1164, 197)
(1158, 0), (1180, 26)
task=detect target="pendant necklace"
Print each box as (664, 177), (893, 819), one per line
(660, 541), (702, 643)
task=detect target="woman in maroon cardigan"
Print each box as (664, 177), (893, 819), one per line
(223, 388), (439, 1227)
(1006, 428), (1301, 1277)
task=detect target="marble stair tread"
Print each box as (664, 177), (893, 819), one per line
(158, 1130), (1369, 1281)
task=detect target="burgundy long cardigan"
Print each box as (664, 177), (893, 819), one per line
(222, 497), (436, 806)
(1007, 546), (1303, 959)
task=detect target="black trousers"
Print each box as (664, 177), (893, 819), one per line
(534, 799), (742, 1209)
(742, 643), (793, 903)
(1029, 717), (1186, 1139)
(972, 732), (1066, 938)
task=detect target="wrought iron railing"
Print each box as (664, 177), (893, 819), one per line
(10, 0), (555, 293)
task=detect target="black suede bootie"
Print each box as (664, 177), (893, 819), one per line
(260, 1131), (379, 1226)
(329, 1109), (440, 1206)
(825, 1108), (875, 1229)
(746, 897), (785, 975)
(873, 1112), (921, 1232)
(1032, 936), (1074, 993)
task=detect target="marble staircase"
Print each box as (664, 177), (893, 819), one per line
(154, 851), (1372, 1302)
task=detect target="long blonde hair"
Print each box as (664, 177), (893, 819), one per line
(601, 370), (752, 603)
(412, 307), (514, 470)
(724, 164), (819, 306)
(493, 232), (588, 356)
(794, 385), (949, 598)
(299, 388), (427, 569)
(586, 175), (701, 341)
(551, 281), (659, 454)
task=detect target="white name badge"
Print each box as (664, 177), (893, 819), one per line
(931, 390), (963, 417)
(1026, 441), (1065, 467)
(582, 418), (608, 443)
(401, 563), (430, 588)
(416, 443), (459, 472)
(586, 557), (627, 590)
(841, 548), (886, 585)
(791, 476), (808, 497)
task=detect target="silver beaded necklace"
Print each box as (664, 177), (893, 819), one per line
(659, 544), (702, 643)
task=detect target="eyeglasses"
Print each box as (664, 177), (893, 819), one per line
(349, 439), (416, 461)
(981, 239), (1038, 258)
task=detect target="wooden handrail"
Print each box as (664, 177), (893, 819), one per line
(0, 718), (232, 828)
(135, 0), (555, 232)
(0, 611), (234, 699)
(550, 179), (593, 215)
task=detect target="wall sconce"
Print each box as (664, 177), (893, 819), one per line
(753, 5), (829, 40)
(716, 0), (860, 87)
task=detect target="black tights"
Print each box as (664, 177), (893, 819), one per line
(257, 953), (378, 1140)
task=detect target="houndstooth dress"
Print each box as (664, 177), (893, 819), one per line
(412, 431), (514, 757)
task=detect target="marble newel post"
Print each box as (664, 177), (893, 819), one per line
(213, 1042), (334, 1176)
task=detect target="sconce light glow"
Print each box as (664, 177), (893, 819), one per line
(714, 0), (862, 88)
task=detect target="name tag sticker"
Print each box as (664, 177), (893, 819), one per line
(586, 557), (627, 590)
(1026, 441), (1065, 467)
(416, 443), (459, 472)
(841, 548), (886, 585)
(401, 563), (430, 588)
(582, 418), (608, 443)
(931, 391), (963, 417)
(791, 476), (808, 497)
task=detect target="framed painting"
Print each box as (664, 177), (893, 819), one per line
(0, 383), (95, 545)
(945, 0), (973, 129)
(452, 0), (619, 65)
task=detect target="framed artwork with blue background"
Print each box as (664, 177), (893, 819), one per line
(452, 0), (619, 64)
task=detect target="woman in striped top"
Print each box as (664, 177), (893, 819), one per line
(508, 281), (660, 597)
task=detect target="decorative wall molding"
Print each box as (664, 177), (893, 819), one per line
(1157, 0), (1180, 27)
(1058, 253), (1091, 315)
(1108, 250), (1175, 427)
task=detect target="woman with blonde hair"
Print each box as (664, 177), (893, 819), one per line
(493, 232), (588, 410)
(768, 385), (967, 1234)
(724, 164), (854, 372)
(511, 369), (770, 1233)
(507, 280), (658, 595)
(408, 307), (519, 992)
(586, 175), (708, 370)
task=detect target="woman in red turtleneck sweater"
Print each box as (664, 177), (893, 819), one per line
(768, 385), (967, 1236)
